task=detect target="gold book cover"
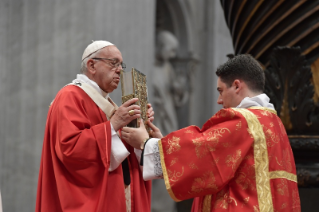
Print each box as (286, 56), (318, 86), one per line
(120, 68), (150, 134)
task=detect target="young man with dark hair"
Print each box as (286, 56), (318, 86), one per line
(122, 54), (301, 212)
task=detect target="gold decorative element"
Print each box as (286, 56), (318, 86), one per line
(274, 149), (292, 172)
(264, 126), (280, 147)
(281, 203), (288, 209)
(120, 68), (150, 133)
(128, 109), (135, 116)
(193, 128), (230, 158)
(122, 94), (135, 104)
(241, 197), (250, 208)
(232, 108), (273, 212)
(189, 162), (198, 170)
(275, 179), (289, 196)
(214, 189), (238, 209)
(236, 121), (242, 131)
(253, 205), (260, 212)
(226, 150), (242, 172)
(269, 122), (274, 127)
(190, 171), (218, 194)
(167, 166), (184, 183)
(170, 158), (178, 167)
(158, 140), (181, 202)
(202, 195), (212, 212)
(249, 106), (277, 115)
(166, 136), (181, 154)
(235, 164), (256, 191)
(269, 170), (297, 183)
(217, 109), (236, 119)
(311, 57), (319, 103)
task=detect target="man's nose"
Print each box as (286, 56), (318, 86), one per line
(217, 97), (223, 104)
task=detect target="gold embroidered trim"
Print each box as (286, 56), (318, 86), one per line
(269, 171), (297, 183)
(232, 108), (274, 212)
(158, 140), (181, 202)
(249, 106), (277, 115)
(202, 195), (212, 212)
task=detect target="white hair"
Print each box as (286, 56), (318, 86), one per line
(80, 50), (100, 73)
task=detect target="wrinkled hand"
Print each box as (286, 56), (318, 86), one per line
(147, 120), (163, 139)
(147, 103), (154, 122)
(122, 119), (149, 149)
(110, 98), (141, 131)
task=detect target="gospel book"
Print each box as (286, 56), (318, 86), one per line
(120, 68), (150, 134)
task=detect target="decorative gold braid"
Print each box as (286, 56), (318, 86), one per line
(158, 140), (181, 202)
(269, 171), (297, 183)
(232, 108), (274, 212)
(249, 106), (277, 115)
(202, 195), (212, 212)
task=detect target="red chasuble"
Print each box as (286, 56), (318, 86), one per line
(36, 85), (151, 212)
(158, 107), (301, 212)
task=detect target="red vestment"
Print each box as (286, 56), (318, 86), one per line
(158, 107), (301, 212)
(36, 85), (151, 212)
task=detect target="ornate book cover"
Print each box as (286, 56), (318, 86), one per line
(120, 68), (150, 134)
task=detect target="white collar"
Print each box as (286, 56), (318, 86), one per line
(236, 93), (275, 110)
(72, 74), (109, 99)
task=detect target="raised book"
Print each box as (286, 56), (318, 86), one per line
(120, 68), (150, 134)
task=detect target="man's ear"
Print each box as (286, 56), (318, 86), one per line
(233, 79), (241, 93)
(87, 59), (96, 74)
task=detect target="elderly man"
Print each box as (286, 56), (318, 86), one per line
(122, 54), (301, 212)
(36, 41), (153, 212)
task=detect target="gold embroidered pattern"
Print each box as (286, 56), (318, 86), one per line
(241, 197), (250, 208)
(274, 149), (292, 172)
(185, 130), (194, 134)
(235, 164), (256, 191)
(193, 128), (230, 158)
(170, 158), (178, 166)
(202, 195), (212, 212)
(166, 136), (181, 154)
(270, 122), (274, 127)
(189, 162), (198, 170)
(260, 110), (273, 117)
(158, 140), (180, 202)
(264, 126), (280, 147)
(190, 171), (218, 194)
(253, 205), (260, 212)
(281, 203), (288, 209)
(214, 189), (238, 209)
(236, 121), (242, 131)
(249, 106), (277, 115)
(167, 166), (184, 183)
(218, 109), (236, 119)
(226, 150), (242, 172)
(232, 108), (273, 212)
(269, 170), (297, 183)
(276, 179), (289, 196)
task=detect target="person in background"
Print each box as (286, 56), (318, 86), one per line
(122, 54), (301, 212)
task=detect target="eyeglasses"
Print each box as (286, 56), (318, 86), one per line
(92, 58), (126, 70)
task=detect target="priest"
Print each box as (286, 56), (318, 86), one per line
(122, 54), (301, 212)
(36, 41), (153, 212)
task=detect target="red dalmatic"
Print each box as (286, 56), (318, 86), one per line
(159, 107), (300, 212)
(36, 85), (151, 212)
